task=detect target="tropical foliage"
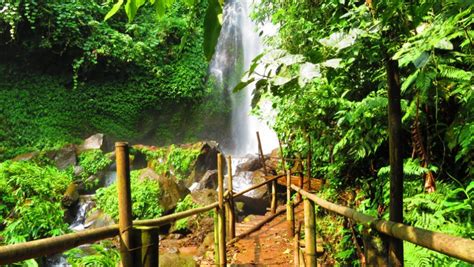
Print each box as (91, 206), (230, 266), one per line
(246, 0), (473, 265)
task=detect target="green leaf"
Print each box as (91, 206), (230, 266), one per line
(203, 0), (223, 61)
(104, 0), (124, 21)
(124, 0), (146, 22)
(401, 69), (419, 93)
(233, 77), (255, 92)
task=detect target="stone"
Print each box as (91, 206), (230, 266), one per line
(159, 253), (197, 267)
(53, 144), (77, 170)
(236, 155), (262, 172)
(77, 133), (104, 153)
(191, 170), (218, 191)
(190, 189), (217, 206)
(12, 151), (39, 161)
(138, 168), (189, 212)
(186, 141), (225, 187)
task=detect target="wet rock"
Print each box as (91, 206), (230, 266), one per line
(159, 253), (197, 267)
(138, 168), (189, 212)
(191, 170), (218, 191)
(62, 183), (80, 207)
(264, 148), (280, 172)
(53, 144), (77, 170)
(12, 151), (40, 161)
(77, 133), (104, 153)
(73, 165), (84, 177)
(190, 189), (217, 206)
(186, 141), (225, 187)
(236, 155), (262, 172)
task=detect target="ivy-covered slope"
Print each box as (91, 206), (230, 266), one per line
(0, 0), (227, 160)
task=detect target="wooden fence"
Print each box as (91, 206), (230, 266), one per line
(1, 141), (473, 266)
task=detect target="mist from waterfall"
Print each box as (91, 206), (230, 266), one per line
(209, 0), (278, 157)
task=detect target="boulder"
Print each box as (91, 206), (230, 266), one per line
(77, 133), (104, 153)
(186, 141), (225, 187)
(190, 170), (218, 191)
(236, 155), (262, 172)
(53, 144), (77, 170)
(159, 253), (197, 267)
(12, 151), (39, 161)
(139, 168), (189, 212)
(265, 148), (281, 172)
(190, 189), (217, 206)
(62, 183), (80, 207)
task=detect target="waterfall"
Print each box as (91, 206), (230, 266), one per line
(210, 0), (278, 157)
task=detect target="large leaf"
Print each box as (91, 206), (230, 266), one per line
(104, 0), (124, 21)
(233, 77), (255, 92)
(204, 0), (223, 61)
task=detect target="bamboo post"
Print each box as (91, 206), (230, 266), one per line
(116, 142), (134, 267)
(256, 131), (268, 175)
(226, 156), (236, 239)
(387, 58), (404, 266)
(297, 168), (304, 202)
(287, 170), (295, 237)
(270, 179), (277, 214)
(217, 153), (227, 266)
(214, 210), (219, 264)
(304, 198), (317, 267)
(294, 222), (302, 267)
(136, 226), (159, 267)
(306, 136), (311, 191)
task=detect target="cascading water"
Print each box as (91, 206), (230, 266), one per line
(210, 0), (278, 157)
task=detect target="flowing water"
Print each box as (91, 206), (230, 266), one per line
(210, 0), (278, 157)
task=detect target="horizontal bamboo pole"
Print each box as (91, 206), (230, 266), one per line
(1, 173), (292, 265)
(232, 174), (284, 198)
(227, 206), (286, 246)
(135, 202), (219, 227)
(0, 225), (119, 265)
(291, 185), (474, 264)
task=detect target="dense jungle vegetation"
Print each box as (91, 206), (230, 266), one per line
(0, 0), (472, 266)
(245, 0), (473, 265)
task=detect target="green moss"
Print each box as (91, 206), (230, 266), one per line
(0, 160), (72, 244)
(174, 195), (200, 231)
(135, 145), (201, 181)
(95, 170), (164, 220)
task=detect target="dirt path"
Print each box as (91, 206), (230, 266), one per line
(200, 203), (305, 266)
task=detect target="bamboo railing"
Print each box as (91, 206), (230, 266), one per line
(289, 184), (474, 266)
(2, 138), (473, 266)
(0, 142), (280, 266)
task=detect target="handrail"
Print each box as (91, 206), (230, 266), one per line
(291, 184), (474, 264)
(0, 225), (120, 265)
(0, 172), (280, 265)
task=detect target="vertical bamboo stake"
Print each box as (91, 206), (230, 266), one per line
(304, 198), (317, 267)
(214, 209), (219, 264)
(271, 179), (277, 214)
(137, 226), (159, 267)
(306, 136), (312, 191)
(116, 142), (134, 267)
(286, 171), (295, 237)
(294, 222), (302, 267)
(297, 169), (304, 202)
(217, 153), (227, 266)
(256, 131), (268, 175)
(226, 156), (236, 239)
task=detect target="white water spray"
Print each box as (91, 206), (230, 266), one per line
(210, 0), (278, 156)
